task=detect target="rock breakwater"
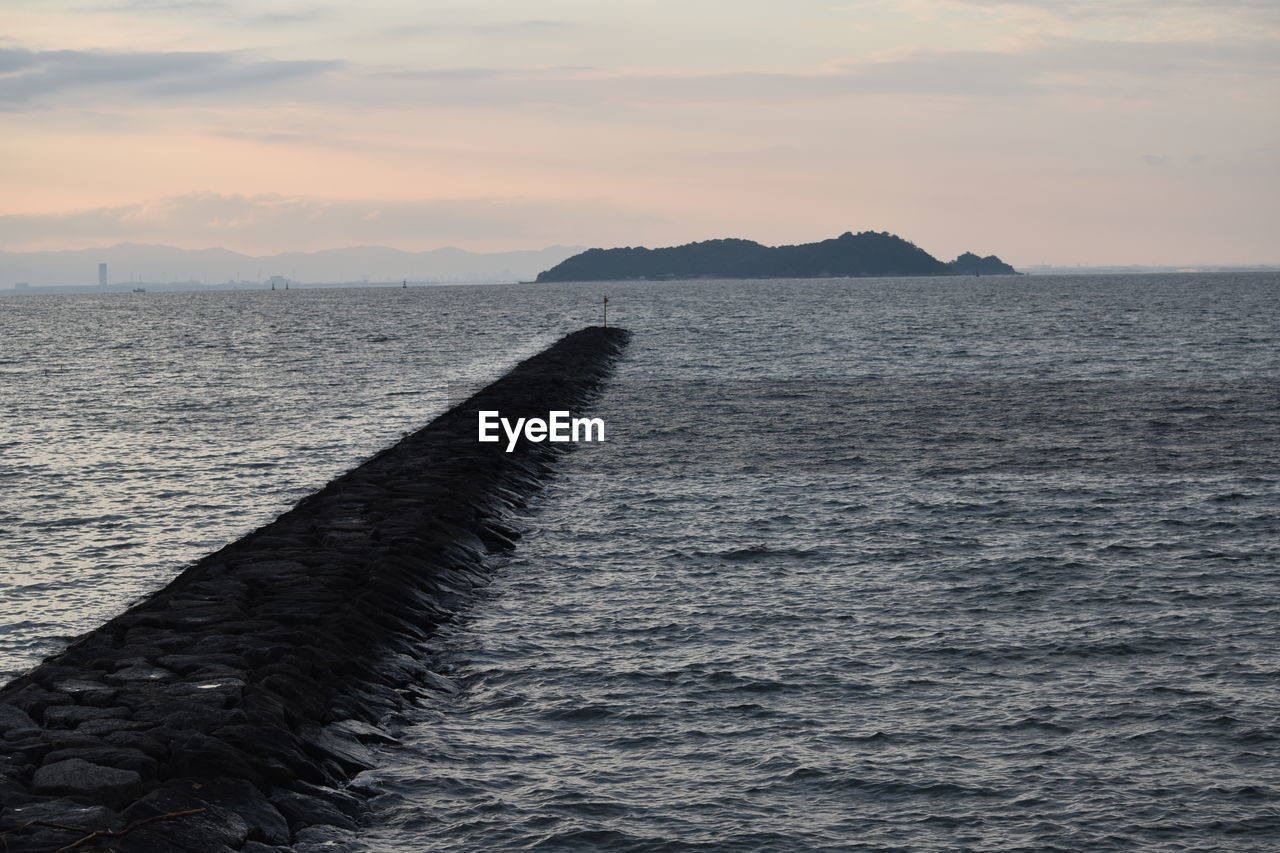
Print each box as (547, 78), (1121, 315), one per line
(0, 326), (631, 852)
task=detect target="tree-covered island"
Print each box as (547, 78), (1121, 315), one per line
(535, 231), (1017, 282)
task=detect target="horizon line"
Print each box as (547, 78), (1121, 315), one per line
(3, 241), (1279, 271)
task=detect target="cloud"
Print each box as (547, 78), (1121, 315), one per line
(0, 192), (666, 253)
(0, 48), (340, 109)
(85, 0), (236, 12)
(934, 0), (1280, 41)
(213, 128), (321, 145)
(383, 19), (572, 38)
(365, 65), (594, 85)
(2, 29), (1273, 114)
(73, 0), (242, 20)
(347, 36), (1278, 108)
(368, 67), (511, 82)
(78, 1), (329, 25)
(251, 7), (330, 25)
(945, 0), (1278, 16)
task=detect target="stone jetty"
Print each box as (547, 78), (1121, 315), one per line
(0, 326), (631, 852)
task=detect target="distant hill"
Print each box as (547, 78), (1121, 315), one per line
(0, 243), (583, 289)
(535, 231), (1017, 282)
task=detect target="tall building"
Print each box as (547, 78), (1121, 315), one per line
(98, 263), (108, 287)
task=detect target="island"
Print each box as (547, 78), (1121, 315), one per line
(535, 231), (1017, 282)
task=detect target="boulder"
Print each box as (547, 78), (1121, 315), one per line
(42, 704), (126, 727)
(0, 702), (37, 734)
(44, 745), (158, 777)
(32, 758), (143, 807)
(120, 784), (249, 852)
(269, 789), (358, 832)
(2, 798), (125, 832)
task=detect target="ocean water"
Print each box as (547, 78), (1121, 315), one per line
(2, 274), (1278, 851)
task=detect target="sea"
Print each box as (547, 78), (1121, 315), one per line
(1, 273), (1277, 851)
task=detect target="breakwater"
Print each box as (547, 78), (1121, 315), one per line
(0, 326), (630, 852)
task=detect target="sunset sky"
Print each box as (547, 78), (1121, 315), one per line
(2, 0), (1277, 265)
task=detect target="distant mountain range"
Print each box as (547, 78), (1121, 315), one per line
(536, 231), (1017, 282)
(0, 243), (584, 290)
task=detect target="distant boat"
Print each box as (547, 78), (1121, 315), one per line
(132, 288), (146, 293)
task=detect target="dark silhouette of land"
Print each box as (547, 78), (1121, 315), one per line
(0, 243), (583, 291)
(535, 231), (1017, 282)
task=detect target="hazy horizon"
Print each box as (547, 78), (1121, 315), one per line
(4, 235), (1280, 268)
(3, 1), (1277, 267)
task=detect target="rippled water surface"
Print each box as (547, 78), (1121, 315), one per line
(3, 275), (1278, 851)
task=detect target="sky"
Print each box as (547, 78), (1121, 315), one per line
(1, 0), (1277, 265)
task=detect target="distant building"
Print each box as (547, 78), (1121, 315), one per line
(98, 263), (108, 287)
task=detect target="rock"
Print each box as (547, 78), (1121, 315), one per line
(122, 698), (229, 731)
(105, 664), (174, 684)
(211, 724), (326, 786)
(232, 690), (294, 729)
(32, 758), (143, 807)
(119, 784), (250, 853)
(50, 678), (119, 706)
(42, 704), (126, 727)
(111, 656), (160, 671)
(291, 824), (359, 851)
(0, 774), (39, 811)
(0, 827), (82, 853)
(3, 733), (53, 764)
(44, 745), (158, 777)
(164, 732), (263, 784)
(0, 702), (37, 734)
(104, 729), (168, 760)
(156, 654), (247, 675)
(326, 717), (398, 745)
(74, 717), (150, 736)
(1, 684), (74, 718)
(3, 798), (125, 832)
(41, 731), (113, 752)
(193, 777), (291, 846)
(302, 725), (377, 773)
(160, 677), (245, 706)
(269, 789), (358, 832)
(291, 780), (363, 821)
